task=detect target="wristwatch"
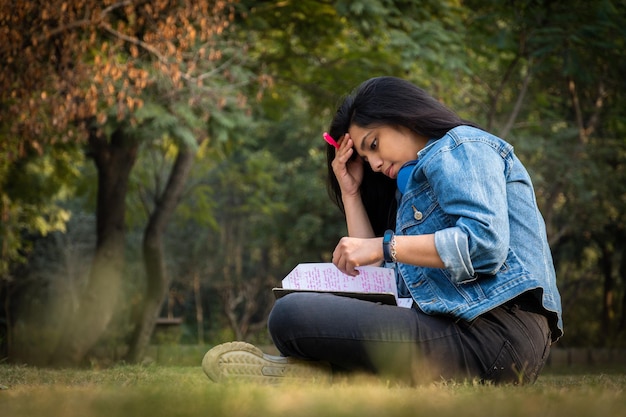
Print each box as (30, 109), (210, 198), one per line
(383, 229), (396, 263)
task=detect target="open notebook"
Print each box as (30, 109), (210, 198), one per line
(272, 263), (413, 308)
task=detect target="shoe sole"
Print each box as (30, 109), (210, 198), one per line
(202, 341), (331, 384)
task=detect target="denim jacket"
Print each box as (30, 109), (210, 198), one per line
(395, 126), (563, 341)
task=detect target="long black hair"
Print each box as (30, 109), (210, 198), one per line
(326, 76), (478, 236)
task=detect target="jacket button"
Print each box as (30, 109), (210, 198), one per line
(413, 210), (423, 220)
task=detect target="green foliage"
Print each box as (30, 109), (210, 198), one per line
(2, 0), (626, 355)
(0, 145), (82, 277)
(472, 0), (626, 346)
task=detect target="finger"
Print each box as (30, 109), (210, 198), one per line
(332, 247), (351, 276)
(335, 252), (359, 277)
(337, 134), (351, 151)
(345, 263), (359, 277)
(331, 148), (355, 176)
(332, 245), (343, 268)
(337, 136), (350, 153)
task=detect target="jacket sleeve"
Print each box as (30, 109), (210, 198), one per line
(426, 139), (511, 283)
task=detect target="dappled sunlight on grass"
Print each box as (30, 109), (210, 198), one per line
(1, 365), (626, 417)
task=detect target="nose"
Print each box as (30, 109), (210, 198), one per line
(368, 155), (383, 172)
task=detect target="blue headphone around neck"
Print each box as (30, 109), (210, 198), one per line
(396, 160), (417, 194)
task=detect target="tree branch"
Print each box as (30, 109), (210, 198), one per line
(584, 81), (607, 138)
(36, 0), (136, 42)
(568, 77), (588, 145)
(499, 62), (533, 139)
(487, 54), (521, 131)
(99, 22), (172, 69)
(101, 0), (136, 16)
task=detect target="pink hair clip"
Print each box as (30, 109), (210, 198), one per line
(323, 132), (340, 149)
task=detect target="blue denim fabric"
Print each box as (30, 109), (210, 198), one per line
(396, 126), (563, 340)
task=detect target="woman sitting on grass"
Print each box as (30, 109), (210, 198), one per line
(203, 76), (563, 385)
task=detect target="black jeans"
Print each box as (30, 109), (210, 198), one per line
(267, 292), (551, 384)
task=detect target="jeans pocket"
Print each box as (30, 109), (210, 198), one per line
(483, 340), (527, 384)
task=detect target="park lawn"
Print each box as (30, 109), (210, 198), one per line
(1, 364), (626, 417)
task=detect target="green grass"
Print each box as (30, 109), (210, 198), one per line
(1, 364), (626, 417)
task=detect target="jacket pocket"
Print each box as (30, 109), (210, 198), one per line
(397, 197), (450, 234)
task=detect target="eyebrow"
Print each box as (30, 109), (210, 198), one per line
(359, 131), (374, 152)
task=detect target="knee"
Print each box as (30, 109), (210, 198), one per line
(268, 294), (301, 337)
(268, 292), (326, 341)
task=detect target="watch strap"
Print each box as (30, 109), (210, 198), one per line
(383, 229), (395, 263)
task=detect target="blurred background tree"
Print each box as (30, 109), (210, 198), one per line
(1, 0), (625, 366)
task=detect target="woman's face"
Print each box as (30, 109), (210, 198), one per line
(348, 124), (428, 179)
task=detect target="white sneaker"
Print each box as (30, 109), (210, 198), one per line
(202, 341), (332, 384)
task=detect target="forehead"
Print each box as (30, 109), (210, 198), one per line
(348, 125), (375, 148)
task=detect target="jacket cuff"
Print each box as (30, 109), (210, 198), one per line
(434, 227), (476, 283)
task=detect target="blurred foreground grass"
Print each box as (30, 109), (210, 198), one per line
(1, 363), (626, 417)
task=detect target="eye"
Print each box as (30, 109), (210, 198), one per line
(370, 138), (378, 150)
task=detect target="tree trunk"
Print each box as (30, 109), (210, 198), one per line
(193, 271), (204, 344)
(219, 248), (273, 342)
(600, 241), (614, 338)
(49, 127), (138, 366)
(618, 240), (626, 333)
(126, 146), (195, 362)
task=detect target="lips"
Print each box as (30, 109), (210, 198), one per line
(385, 165), (395, 178)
